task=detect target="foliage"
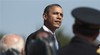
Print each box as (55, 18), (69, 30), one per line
(0, 33), (4, 40)
(56, 28), (71, 48)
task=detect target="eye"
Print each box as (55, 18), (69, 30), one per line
(53, 12), (59, 15)
(53, 12), (63, 17)
(60, 13), (63, 17)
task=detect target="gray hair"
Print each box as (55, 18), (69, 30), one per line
(0, 34), (25, 55)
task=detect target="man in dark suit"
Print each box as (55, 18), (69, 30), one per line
(25, 4), (63, 55)
(58, 7), (100, 55)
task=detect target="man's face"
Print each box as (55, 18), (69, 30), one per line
(44, 6), (63, 29)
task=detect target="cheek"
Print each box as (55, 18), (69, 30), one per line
(49, 18), (55, 24)
(50, 16), (56, 21)
(47, 17), (54, 21)
(47, 15), (56, 23)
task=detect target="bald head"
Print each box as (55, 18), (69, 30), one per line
(2, 34), (22, 47)
(0, 34), (25, 53)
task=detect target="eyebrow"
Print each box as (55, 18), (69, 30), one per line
(53, 12), (63, 17)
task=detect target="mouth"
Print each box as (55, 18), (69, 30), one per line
(55, 21), (61, 24)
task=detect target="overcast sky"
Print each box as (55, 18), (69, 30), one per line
(1, 0), (100, 40)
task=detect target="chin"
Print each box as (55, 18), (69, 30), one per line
(54, 25), (60, 29)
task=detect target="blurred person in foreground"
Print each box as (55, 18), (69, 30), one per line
(25, 3), (63, 55)
(27, 31), (57, 55)
(0, 34), (25, 55)
(57, 7), (100, 55)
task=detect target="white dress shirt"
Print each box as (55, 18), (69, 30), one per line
(43, 25), (59, 50)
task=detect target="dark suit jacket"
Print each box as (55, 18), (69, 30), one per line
(57, 36), (97, 55)
(25, 27), (45, 55)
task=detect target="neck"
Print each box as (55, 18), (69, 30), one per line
(44, 24), (56, 33)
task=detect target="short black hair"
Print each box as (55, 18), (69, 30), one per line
(43, 4), (62, 15)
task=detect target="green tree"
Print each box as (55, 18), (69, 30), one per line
(56, 28), (71, 48)
(0, 33), (4, 39)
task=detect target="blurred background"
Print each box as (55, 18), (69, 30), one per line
(0, 0), (100, 47)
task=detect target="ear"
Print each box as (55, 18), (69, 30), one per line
(43, 14), (47, 20)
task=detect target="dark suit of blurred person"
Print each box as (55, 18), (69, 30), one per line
(27, 31), (57, 55)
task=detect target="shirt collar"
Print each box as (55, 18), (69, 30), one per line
(43, 25), (55, 35)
